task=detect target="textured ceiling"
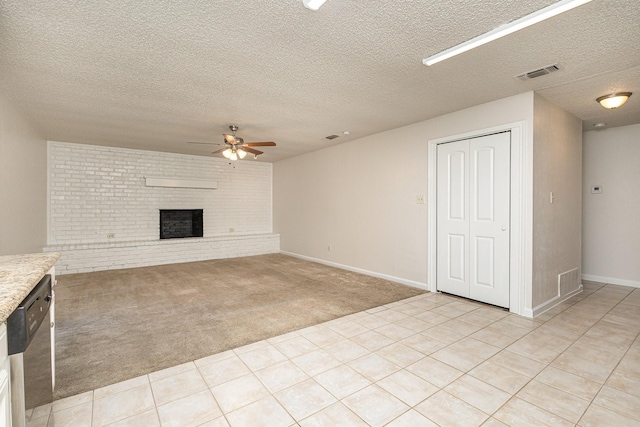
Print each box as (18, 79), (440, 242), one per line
(1, 0), (639, 162)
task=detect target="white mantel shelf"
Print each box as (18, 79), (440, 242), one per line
(145, 177), (218, 189)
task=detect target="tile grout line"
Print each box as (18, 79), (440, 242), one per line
(145, 373), (164, 427)
(424, 283), (604, 425)
(500, 286), (636, 426)
(292, 293), (552, 425)
(573, 290), (640, 424)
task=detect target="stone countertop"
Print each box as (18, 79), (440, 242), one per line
(0, 252), (60, 323)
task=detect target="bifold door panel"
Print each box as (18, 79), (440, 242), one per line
(436, 132), (510, 308)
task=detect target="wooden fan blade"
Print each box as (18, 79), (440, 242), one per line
(211, 148), (227, 154)
(223, 134), (236, 143)
(241, 147), (263, 156)
(243, 142), (276, 147)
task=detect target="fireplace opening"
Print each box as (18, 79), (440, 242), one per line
(159, 209), (203, 239)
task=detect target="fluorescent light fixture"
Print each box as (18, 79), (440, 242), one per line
(423, 0), (593, 66)
(303, 0), (327, 11)
(596, 92), (632, 109)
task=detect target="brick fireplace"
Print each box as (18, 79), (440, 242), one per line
(44, 141), (279, 274)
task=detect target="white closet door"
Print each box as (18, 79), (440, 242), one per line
(468, 133), (510, 307)
(437, 132), (510, 308)
(437, 142), (470, 298)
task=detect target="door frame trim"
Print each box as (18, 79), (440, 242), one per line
(428, 121), (532, 317)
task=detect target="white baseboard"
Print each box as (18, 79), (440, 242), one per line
(280, 251), (429, 291)
(582, 274), (640, 289)
(526, 286), (584, 318)
(520, 307), (534, 318)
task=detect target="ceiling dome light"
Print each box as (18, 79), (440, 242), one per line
(597, 92), (632, 109)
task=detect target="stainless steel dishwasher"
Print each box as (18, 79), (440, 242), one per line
(7, 274), (55, 427)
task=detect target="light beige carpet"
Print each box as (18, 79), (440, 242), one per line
(54, 254), (426, 398)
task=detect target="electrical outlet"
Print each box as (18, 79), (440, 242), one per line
(416, 195), (425, 204)
(107, 233), (115, 238)
(328, 245), (332, 252)
(549, 192), (554, 204)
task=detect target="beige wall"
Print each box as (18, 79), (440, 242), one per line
(582, 124), (640, 286)
(274, 92), (534, 287)
(532, 94), (583, 307)
(0, 94), (47, 255)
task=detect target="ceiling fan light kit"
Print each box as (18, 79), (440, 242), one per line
(188, 125), (276, 161)
(222, 148), (246, 161)
(596, 92), (632, 109)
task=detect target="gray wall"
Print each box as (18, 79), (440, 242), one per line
(532, 94), (583, 307)
(274, 92), (534, 288)
(582, 123), (640, 286)
(0, 94), (47, 255)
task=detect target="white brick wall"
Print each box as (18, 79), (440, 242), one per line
(45, 141), (279, 274)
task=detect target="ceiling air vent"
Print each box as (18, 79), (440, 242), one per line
(515, 64), (560, 81)
(325, 134), (340, 140)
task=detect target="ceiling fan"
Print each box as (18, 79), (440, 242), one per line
(188, 125), (276, 160)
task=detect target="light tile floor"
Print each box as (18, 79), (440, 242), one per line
(28, 281), (640, 426)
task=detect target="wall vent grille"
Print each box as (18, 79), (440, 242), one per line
(516, 64), (560, 81)
(558, 267), (581, 295)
